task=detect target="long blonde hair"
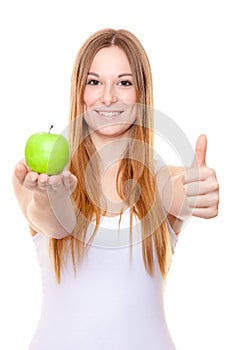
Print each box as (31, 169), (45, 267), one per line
(50, 28), (172, 282)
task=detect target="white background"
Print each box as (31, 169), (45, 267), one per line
(0, 0), (247, 349)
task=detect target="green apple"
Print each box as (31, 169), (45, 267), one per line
(25, 126), (70, 175)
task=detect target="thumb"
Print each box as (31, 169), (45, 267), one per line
(193, 134), (207, 167)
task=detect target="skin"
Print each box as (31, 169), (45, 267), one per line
(158, 134), (219, 233)
(83, 46), (138, 214)
(83, 46), (137, 148)
(13, 165), (77, 237)
(13, 46), (219, 237)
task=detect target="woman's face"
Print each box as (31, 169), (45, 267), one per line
(83, 46), (137, 140)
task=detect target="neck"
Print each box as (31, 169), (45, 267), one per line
(90, 132), (130, 169)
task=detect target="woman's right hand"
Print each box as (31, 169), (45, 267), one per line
(14, 159), (78, 197)
(13, 160), (78, 238)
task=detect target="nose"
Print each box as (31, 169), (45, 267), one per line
(100, 84), (117, 106)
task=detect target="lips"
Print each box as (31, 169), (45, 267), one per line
(95, 110), (123, 120)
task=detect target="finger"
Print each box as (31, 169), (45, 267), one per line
(193, 134), (207, 168)
(23, 171), (39, 188)
(62, 171), (78, 193)
(69, 173), (78, 192)
(184, 177), (219, 196)
(14, 160), (29, 185)
(47, 174), (64, 191)
(37, 173), (49, 190)
(183, 167), (215, 184)
(192, 206), (218, 219)
(187, 193), (219, 208)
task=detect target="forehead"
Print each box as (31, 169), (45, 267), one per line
(89, 46), (132, 74)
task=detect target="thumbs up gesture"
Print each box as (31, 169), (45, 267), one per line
(183, 134), (219, 219)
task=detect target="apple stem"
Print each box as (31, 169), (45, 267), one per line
(49, 125), (54, 134)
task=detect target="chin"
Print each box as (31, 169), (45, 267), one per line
(95, 124), (133, 138)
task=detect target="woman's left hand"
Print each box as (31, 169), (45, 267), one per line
(183, 134), (219, 219)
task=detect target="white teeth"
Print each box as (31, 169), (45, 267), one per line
(98, 111), (121, 118)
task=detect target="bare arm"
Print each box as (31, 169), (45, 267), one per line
(156, 165), (187, 234)
(156, 135), (219, 235)
(13, 160), (77, 238)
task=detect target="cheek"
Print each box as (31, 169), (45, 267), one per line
(83, 89), (98, 108)
(83, 92), (91, 108)
(128, 89), (137, 102)
(130, 91), (137, 103)
(83, 87), (137, 106)
(121, 90), (137, 104)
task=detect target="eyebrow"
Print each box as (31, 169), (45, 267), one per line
(88, 72), (133, 78)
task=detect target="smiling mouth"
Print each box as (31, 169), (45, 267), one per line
(95, 110), (123, 120)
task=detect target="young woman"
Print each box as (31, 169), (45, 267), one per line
(13, 29), (219, 350)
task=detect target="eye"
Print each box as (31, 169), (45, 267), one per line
(118, 80), (133, 87)
(87, 79), (101, 86)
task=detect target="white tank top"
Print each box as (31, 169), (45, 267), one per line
(29, 210), (178, 350)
